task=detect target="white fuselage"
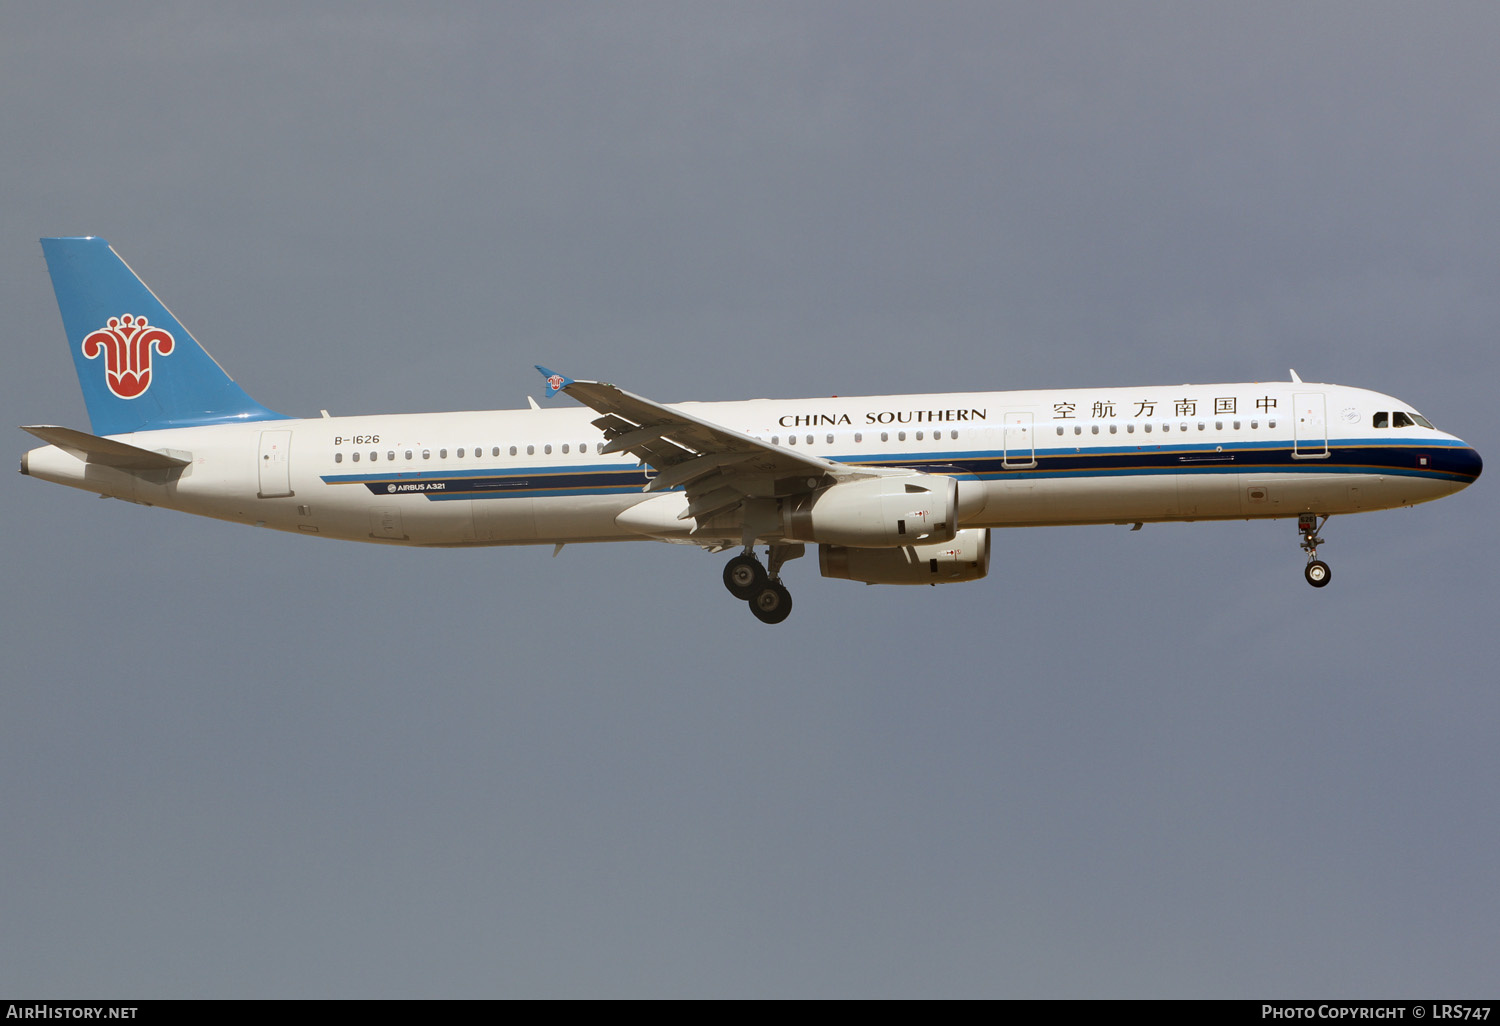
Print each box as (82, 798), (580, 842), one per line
(21, 381), (1480, 547)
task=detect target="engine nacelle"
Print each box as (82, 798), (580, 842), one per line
(783, 474), (958, 547)
(819, 528), (991, 585)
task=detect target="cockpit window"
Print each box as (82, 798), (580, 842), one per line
(1392, 411), (1415, 428)
(1411, 412), (1433, 429)
(1372, 412), (1389, 428)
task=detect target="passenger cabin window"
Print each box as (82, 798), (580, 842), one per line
(352, 452), (360, 462)
(562, 444), (569, 454)
(422, 450), (431, 460)
(405, 450), (413, 460)
(526, 445), (534, 455)
(334, 452), (343, 464)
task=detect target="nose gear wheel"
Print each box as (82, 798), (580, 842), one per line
(1298, 514), (1332, 588)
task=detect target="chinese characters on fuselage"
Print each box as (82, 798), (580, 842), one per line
(1051, 396), (1277, 420)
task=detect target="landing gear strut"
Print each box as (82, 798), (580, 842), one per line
(1298, 513), (1332, 588)
(723, 543), (804, 624)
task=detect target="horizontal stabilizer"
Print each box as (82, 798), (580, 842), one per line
(21, 425), (190, 469)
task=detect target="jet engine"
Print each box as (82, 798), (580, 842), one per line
(782, 474), (958, 548)
(819, 528), (991, 585)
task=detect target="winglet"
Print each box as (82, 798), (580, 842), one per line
(534, 365), (574, 399)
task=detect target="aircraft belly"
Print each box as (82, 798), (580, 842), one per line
(1337, 472), (1455, 510)
(980, 474), (1181, 525)
(972, 463), (1453, 526)
(473, 495), (538, 542)
(532, 493), (643, 542)
(472, 493), (640, 544)
(1177, 471), (1242, 517)
(1239, 472), (1372, 515)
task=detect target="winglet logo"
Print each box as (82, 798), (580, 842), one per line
(81, 314), (175, 399)
(547, 375), (565, 393)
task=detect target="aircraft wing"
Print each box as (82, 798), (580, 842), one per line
(536, 367), (870, 522)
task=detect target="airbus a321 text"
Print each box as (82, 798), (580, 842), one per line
(21, 238), (1483, 623)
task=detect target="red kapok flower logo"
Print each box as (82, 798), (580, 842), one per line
(81, 314), (175, 399)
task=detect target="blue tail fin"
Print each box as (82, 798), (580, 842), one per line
(40, 237), (288, 436)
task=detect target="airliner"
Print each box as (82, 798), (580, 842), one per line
(21, 237), (1482, 623)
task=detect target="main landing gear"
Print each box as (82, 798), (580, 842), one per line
(723, 544), (802, 624)
(1298, 513), (1332, 588)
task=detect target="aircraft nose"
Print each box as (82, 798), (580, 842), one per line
(1444, 442), (1482, 484)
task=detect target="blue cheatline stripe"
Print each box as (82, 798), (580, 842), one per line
(316, 439), (1477, 500)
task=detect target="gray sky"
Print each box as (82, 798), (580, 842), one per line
(3, 2), (1496, 998)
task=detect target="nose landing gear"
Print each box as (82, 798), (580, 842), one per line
(1299, 513), (1332, 588)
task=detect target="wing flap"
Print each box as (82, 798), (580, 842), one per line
(646, 452), (757, 493)
(678, 484), (746, 521)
